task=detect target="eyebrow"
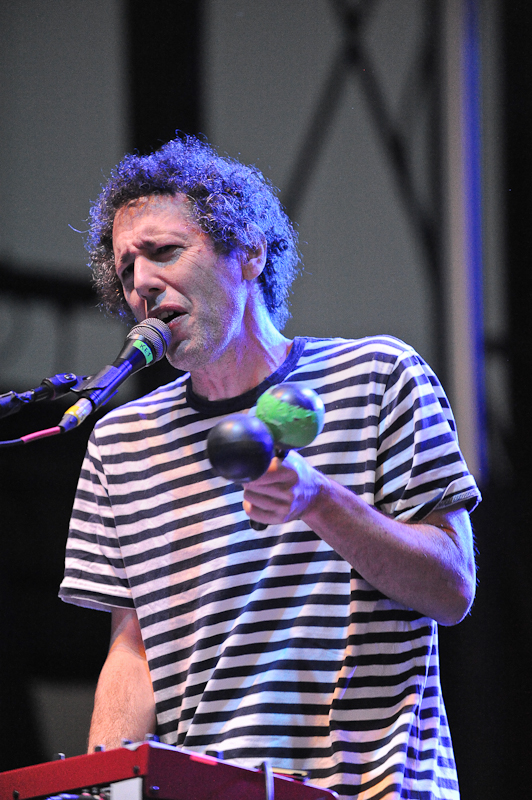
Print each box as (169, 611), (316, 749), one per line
(115, 237), (164, 269)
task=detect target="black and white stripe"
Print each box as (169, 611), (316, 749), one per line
(60, 336), (479, 799)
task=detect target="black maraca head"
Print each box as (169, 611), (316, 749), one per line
(207, 413), (275, 483)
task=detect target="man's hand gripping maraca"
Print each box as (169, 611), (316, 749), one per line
(207, 383), (325, 530)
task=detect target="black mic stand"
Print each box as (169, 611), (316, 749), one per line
(0, 373), (87, 420)
(0, 373), (88, 447)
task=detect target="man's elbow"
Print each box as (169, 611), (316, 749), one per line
(439, 565), (477, 626)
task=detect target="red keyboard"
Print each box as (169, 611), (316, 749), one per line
(0, 740), (338, 799)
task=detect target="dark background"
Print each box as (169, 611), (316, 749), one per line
(0, 2), (530, 798)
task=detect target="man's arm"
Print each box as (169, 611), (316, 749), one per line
(87, 606), (156, 752)
(243, 453), (476, 627)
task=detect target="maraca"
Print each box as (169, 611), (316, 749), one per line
(206, 413), (274, 483)
(255, 383), (325, 451)
(207, 383), (325, 529)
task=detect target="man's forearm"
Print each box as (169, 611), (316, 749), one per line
(302, 473), (476, 626)
(244, 453), (476, 625)
(88, 644), (156, 752)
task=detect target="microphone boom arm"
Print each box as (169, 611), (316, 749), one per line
(0, 373), (87, 420)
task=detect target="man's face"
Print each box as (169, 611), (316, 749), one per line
(113, 193), (252, 374)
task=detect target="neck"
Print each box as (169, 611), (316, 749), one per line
(190, 310), (292, 402)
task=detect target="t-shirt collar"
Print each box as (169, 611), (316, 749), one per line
(185, 337), (307, 416)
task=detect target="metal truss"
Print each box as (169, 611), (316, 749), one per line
(282, 0), (447, 374)
(280, 0), (512, 483)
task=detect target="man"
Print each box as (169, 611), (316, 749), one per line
(60, 134), (480, 799)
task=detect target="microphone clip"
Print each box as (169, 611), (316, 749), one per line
(70, 366), (122, 400)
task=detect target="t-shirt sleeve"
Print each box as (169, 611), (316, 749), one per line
(374, 347), (481, 522)
(59, 430), (135, 612)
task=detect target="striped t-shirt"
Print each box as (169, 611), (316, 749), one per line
(60, 336), (480, 799)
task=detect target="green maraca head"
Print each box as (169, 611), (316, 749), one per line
(255, 383), (325, 449)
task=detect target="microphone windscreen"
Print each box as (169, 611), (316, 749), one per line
(127, 318), (172, 362)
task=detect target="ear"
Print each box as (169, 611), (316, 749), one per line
(241, 232), (267, 281)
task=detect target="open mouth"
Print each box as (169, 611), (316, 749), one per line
(157, 310), (183, 324)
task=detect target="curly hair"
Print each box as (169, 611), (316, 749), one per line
(87, 134), (301, 329)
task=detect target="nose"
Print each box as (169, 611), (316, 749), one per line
(133, 256), (166, 303)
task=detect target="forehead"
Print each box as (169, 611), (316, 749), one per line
(113, 193), (202, 242)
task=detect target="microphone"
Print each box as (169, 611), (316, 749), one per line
(59, 318), (171, 431)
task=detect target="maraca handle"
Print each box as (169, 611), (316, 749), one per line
(249, 448), (287, 531)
